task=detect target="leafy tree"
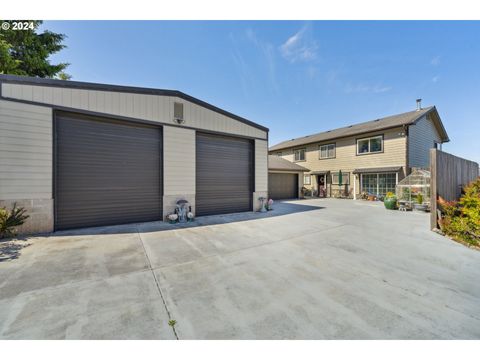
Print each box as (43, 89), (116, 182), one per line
(0, 20), (70, 78)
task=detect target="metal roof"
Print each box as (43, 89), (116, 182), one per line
(0, 74), (268, 132)
(268, 155), (309, 172)
(270, 106), (449, 151)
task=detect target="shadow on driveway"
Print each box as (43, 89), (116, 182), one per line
(51, 200), (324, 237)
(0, 239), (31, 262)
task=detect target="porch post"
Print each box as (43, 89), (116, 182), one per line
(353, 174), (357, 200)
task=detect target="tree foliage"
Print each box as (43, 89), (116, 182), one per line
(0, 20), (70, 78)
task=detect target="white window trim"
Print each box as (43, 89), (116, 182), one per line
(294, 148), (306, 162)
(360, 172), (397, 196)
(304, 174), (311, 185)
(319, 143), (336, 159)
(356, 135), (383, 155)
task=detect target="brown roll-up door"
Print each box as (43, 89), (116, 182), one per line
(196, 132), (253, 216)
(55, 112), (162, 230)
(268, 173), (298, 200)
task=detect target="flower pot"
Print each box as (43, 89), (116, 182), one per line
(384, 196), (398, 210)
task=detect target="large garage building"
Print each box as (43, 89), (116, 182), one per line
(0, 75), (269, 233)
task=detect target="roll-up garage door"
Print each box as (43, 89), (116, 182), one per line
(196, 132), (253, 216)
(268, 173), (298, 200)
(55, 112), (162, 230)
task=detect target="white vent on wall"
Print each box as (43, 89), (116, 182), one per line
(174, 102), (184, 124)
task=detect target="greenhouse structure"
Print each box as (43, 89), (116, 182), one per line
(395, 169), (431, 209)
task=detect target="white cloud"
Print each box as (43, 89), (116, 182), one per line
(432, 75), (440, 83)
(245, 28), (278, 93)
(345, 83), (392, 94)
(430, 56), (441, 66)
(279, 24), (318, 63)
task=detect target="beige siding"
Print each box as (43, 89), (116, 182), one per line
(2, 83), (267, 140)
(408, 114), (442, 168)
(163, 127), (196, 195)
(255, 139), (268, 192)
(0, 100), (52, 200)
(275, 127), (407, 194)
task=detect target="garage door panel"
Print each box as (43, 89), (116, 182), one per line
(196, 133), (253, 216)
(55, 112), (162, 230)
(268, 173), (298, 200)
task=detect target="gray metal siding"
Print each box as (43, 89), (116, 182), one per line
(196, 133), (253, 216)
(55, 112), (162, 230)
(408, 114), (442, 168)
(268, 173), (298, 200)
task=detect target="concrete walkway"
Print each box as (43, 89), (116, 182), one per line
(0, 198), (479, 339)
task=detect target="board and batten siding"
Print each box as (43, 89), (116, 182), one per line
(408, 114), (442, 168)
(0, 99), (52, 200)
(1, 83), (267, 140)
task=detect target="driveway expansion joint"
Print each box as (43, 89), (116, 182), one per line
(136, 225), (179, 340)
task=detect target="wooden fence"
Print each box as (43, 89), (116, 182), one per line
(430, 149), (479, 230)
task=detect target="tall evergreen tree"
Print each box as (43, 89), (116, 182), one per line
(0, 20), (70, 78)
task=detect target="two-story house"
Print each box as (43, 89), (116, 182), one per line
(268, 101), (449, 199)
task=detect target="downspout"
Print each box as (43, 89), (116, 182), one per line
(404, 125), (410, 176)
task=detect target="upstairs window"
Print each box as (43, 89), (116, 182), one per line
(294, 148), (306, 162)
(319, 143), (336, 159)
(357, 135), (383, 155)
(275, 152), (282, 157)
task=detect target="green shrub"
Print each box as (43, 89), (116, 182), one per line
(417, 193), (423, 204)
(0, 204), (29, 239)
(439, 178), (480, 247)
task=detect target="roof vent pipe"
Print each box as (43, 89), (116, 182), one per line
(416, 98), (422, 111)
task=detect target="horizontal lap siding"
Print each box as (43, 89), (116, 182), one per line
(0, 100), (52, 200)
(278, 127), (407, 187)
(408, 114), (442, 168)
(2, 83), (267, 140)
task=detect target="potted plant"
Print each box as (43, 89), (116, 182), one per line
(414, 193), (428, 211)
(383, 192), (398, 210)
(166, 213), (178, 224)
(266, 199), (274, 211)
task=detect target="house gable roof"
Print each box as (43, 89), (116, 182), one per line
(269, 106), (449, 152)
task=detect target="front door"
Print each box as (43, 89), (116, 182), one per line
(318, 175), (326, 198)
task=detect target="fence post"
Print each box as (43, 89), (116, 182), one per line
(430, 149), (437, 230)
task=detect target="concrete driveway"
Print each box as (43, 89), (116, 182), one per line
(1, 198), (479, 339)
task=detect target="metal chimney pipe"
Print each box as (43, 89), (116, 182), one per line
(416, 98), (422, 111)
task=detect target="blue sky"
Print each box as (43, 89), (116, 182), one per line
(42, 21), (480, 163)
